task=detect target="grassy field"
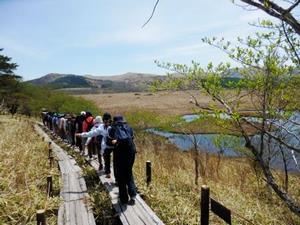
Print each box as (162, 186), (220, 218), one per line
(0, 115), (60, 225)
(80, 90), (254, 116)
(80, 91), (212, 116)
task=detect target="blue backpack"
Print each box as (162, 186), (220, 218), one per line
(113, 124), (133, 142)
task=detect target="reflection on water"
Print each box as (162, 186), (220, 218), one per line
(182, 113), (231, 122)
(146, 128), (244, 157)
(181, 113), (261, 123)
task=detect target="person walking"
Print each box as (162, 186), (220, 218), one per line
(108, 115), (137, 205)
(75, 111), (86, 154)
(76, 112), (114, 174)
(85, 115), (104, 168)
(82, 112), (94, 159)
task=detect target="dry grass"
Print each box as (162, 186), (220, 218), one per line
(80, 90), (254, 116)
(133, 131), (300, 225)
(0, 115), (60, 225)
(80, 91), (212, 115)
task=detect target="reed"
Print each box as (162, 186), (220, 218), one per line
(0, 115), (60, 225)
(133, 131), (300, 225)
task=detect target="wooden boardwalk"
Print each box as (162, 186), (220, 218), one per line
(85, 155), (165, 225)
(36, 123), (165, 225)
(35, 124), (96, 225)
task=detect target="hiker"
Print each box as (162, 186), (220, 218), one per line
(82, 111), (94, 158)
(76, 112), (114, 173)
(108, 115), (137, 205)
(75, 111), (86, 153)
(85, 115), (103, 168)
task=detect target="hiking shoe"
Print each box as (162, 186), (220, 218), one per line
(128, 197), (136, 205)
(105, 174), (111, 178)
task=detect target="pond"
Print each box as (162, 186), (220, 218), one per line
(147, 111), (300, 172)
(181, 113), (261, 123)
(146, 128), (245, 157)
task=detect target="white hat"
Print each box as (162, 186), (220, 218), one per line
(80, 111), (86, 116)
(95, 116), (103, 124)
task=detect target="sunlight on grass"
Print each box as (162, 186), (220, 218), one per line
(133, 131), (300, 225)
(0, 115), (60, 225)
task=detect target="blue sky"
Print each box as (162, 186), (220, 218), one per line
(0, 0), (271, 80)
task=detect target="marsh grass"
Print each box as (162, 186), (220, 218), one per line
(0, 115), (60, 225)
(133, 131), (300, 225)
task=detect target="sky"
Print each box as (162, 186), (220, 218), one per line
(0, 0), (272, 80)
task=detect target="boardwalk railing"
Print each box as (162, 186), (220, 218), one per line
(200, 185), (232, 225)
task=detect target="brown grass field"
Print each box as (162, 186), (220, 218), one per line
(80, 91), (216, 115)
(80, 90), (255, 116)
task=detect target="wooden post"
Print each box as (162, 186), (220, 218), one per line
(146, 161), (152, 186)
(36, 209), (46, 225)
(48, 148), (52, 159)
(57, 160), (60, 172)
(49, 156), (54, 168)
(47, 175), (53, 197)
(200, 185), (210, 225)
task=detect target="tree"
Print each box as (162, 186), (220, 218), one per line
(0, 48), (22, 115)
(235, 0), (300, 35)
(0, 48), (18, 76)
(144, 1), (300, 35)
(153, 31), (300, 216)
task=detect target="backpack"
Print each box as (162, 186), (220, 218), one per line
(112, 124), (133, 143)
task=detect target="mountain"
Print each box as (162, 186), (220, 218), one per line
(27, 72), (165, 93)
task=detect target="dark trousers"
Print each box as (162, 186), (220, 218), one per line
(76, 136), (82, 151)
(96, 144), (103, 168)
(114, 147), (137, 203)
(87, 142), (94, 159)
(104, 148), (114, 175)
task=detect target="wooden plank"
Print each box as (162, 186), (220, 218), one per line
(34, 124), (96, 225)
(88, 156), (165, 225)
(57, 205), (64, 225)
(211, 198), (231, 225)
(69, 201), (76, 225)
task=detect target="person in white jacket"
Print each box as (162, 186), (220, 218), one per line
(76, 113), (115, 175)
(85, 116), (103, 164)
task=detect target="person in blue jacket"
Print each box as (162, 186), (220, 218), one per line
(108, 115), (137, 205)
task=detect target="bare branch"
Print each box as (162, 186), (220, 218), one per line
(142, 0), (160, 28)
(286, 0), (300, 12)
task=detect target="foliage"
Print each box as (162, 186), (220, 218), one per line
(232, 1), (300, 37)
(0, 48), (18, 76)
(20, 83), (100, 116)
(153, 30), (300, 216)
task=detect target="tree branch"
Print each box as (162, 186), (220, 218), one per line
(142, 0), (160, 28)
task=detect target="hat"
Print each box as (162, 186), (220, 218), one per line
(86, 111), (92, 117)
(113, 115), (125, 123)
(80, 111), (86, 116)
(102, 112), (112, 121)
(95, 116), (103, 124)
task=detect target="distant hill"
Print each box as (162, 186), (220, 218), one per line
(27, 70), (246, 94)
(27, 72), (166, 93)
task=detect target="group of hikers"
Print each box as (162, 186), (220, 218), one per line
(41, 110), (137, 205)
